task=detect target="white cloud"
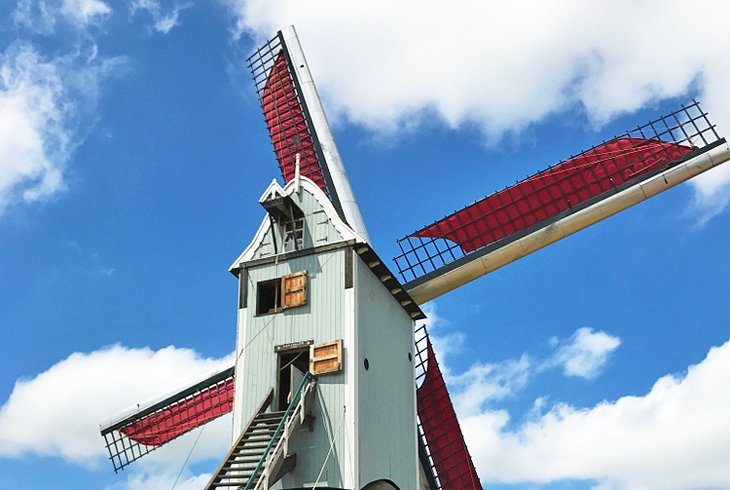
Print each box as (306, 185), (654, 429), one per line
(105, 470), (212, 490)
(449, 355), (531, 418)
(439, 327), (619, 418)
(131, 0), (194, 34)
(227, 0), (730, 221)
(13, 0), (111, 33)
(0, 43), (68, 211)
(0, 42), (122, 216)
(544, 327), (621, 380)
(61, 0), (112, 27)
(0, 344), (233, 465)
(462, 338), (730, 489)
(418, 305), (619, 418)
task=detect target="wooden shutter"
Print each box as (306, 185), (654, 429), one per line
(281, 270), (307, 309)
(310, 339), (343, 375)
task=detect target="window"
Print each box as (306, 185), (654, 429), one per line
(256, 270), (307, 315)
(256, 278), (281, 315)
(283, 218), (304, 251)
(310, 339), (343, 375)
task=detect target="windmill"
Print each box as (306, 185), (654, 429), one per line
(100, 25), (730, 490)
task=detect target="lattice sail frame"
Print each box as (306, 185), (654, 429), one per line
(415, 325), (483, 490)
(100, 366), (234, 472)
(247, 32), (339, 203)
(395, 101), (722, 284)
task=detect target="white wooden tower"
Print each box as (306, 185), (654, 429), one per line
(225, 175), (423, 488)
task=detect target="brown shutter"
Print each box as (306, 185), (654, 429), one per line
(310, 339), (343, 375)
(281, 270), (307, 309)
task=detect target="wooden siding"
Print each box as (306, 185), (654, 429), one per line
(355, 255), (419, 490)
(252, 187), (344, 261)
(237, 248), (351, 488)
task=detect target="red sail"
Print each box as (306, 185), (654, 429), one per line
(417, 340), (482, 490)
(413, 138), (693, 252)
(119, 378), (234, 446)
(261, 51), (329, 195)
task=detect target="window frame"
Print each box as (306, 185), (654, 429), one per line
(255, 270), (307, 316)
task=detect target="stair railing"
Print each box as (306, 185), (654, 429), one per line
(246, 372), (316, 490)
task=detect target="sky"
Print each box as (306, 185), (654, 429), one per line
(1, 1), (730, 489)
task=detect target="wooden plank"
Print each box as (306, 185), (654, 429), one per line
(310, 339), (343, 375)
(238, 267), (248, 309)
(345, 246), (353, 289)
(281, 270), (307, 308)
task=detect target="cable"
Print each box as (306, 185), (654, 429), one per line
(171, 424), (205, 490)
(311, 405), (346, 489)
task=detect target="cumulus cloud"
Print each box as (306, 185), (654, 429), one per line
(462, 338), (730, 489)
(0, 42), (122, 216)
(130, 0), (194, 34)
(449, 355), (532, 418)
(544, 327), (622, 380)
(0, 344), (232, 465)
(418, 303), (621, 420)
(227, 0), (730, 221)
(436, 327), (619, 418)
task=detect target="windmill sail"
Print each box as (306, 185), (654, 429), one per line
(396, 101), (730, 304)
(415, 325), (482, 490)
(100, 360), (234, 472)
(247, 26), (370, 242)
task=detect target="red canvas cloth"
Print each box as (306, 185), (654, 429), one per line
(417, 341), (482, 490)
(119, 378), (234, 446)
(261, 50), (329, 195)
(413, 138), (693, 252)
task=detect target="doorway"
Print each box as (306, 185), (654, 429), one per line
(276, 347), (310, 411)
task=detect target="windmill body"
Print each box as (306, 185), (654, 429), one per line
(226, 176), (421, 489)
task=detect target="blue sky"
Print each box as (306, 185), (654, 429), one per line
(2, 1), (730, 489)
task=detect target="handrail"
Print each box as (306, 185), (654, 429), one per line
(245, 372), (315, 490)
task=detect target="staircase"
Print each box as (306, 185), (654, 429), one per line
(205, 411), (286, 488)
(205, 373), (316, 490)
